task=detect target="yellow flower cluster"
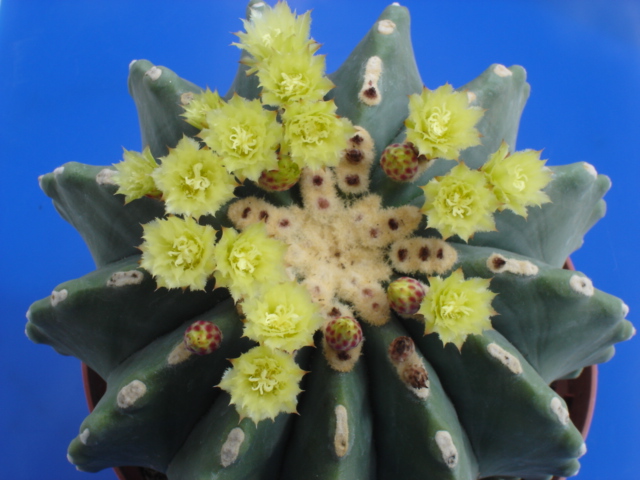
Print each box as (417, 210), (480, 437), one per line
(406, 83), (552, 241)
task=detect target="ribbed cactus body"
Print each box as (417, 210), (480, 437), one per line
(26, 2), (633, 479)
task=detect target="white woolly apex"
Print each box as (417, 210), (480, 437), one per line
(622, 301), (630, 317)
(220, 428), (245, 467)
(493, 64), (512, 77)
(50, 289), (68, 307)
(79, 428), (90, 445)
(53, 166), (65, 176)
(578, 442), (588, 457)
(378, 19), (396, 35)
(334, 405), (349, 457)
(145, 66), (162, 81)
(569, 274), (594, 297)
(487, 253), (538, 276)
(359, 56), (383, 106)
(582, 162), (598, 178)
(117, 380), (147, 409)
(128, 59), (138, 69)
(96, 168), (117, 186)
(550, 397), (570, 425)
(107, 270), (144, 287)
(487, 343), (523, 375)
(435, 431), (459, 468)
(392, 2), (401, 5)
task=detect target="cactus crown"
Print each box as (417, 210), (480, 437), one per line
(26, 1), (633, 479)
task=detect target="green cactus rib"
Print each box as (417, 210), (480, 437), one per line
(279, 338), (375, 480)
(68, 299), (251, 473)
(402, 324), (584, 478)
(362, 320), (479, 480)
(26, 255), (226, 379)
(38, 163), (165, 267)
(25, 2), (634, 479)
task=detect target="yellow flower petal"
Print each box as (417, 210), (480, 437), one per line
(139, 216), (217, 290)
(113, 146), (160, 203)
(152, 136), (237, 218)
(405, 84), (483, 160)
(219, 345), (305, 423)
(419, 269), (496, 349)
(242, 281), (322, 352)
(482, 141), (552, 217)
(421, 163), (499, 241)
(213, 222), (288, 299)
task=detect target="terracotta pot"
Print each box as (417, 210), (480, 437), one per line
(81, 258), (597, 480)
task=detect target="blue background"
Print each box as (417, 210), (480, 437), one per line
(1, 1), (638, 479)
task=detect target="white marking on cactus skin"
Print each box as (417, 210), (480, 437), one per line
(79, 428), (90, 445)
(568, 465), (581, 477)
(167, 341), (193, 365)
(180, 91), (194, 106)
(220, 427), (245, 467)
(377, 19), (396, 35)
(493, 64), (512, 77)
(435, 431), (458, 468)
(582, 162), (598, 178)
(145, 66), (162, 81)
(392, 2), (401, 5)
(466, 91), (477, 103)
(37, 175), (44, 189)
(578, 443), (588, 457)
(359, 56), (383, 106)
(107, 270), (144, 287)
(50, 289), (68, 307)
(129, 59), (138, 69)
(334, 405), (349, 457)
(550, 397), (570, 425)
(250, 3), (265, 19)
(487, 343), (523, 375)
(487, 253), (538, 276)
(117, 380), (147, 409)
(53, 166), (65, 176)
(66, 453), (75, 465)
(570, 274), (594, 297)
(622, 302), (630, 317)
(96, 168), (117, 186)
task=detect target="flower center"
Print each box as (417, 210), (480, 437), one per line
(279, 72), (308, 96)
(169, 235), (202, 269)
(437, 291), (473, 323)
(229, 126), (258, 156)
(512, 166), (528, 192)
(291, 116), (329, 145)
(184, 163), (211, 194)
(248, 358), (280, 395)
(261, 28), (282, 48)
(440, 184), (474, 218)
(425, 106), (451, 142)
(262, 305), (299, 336)
(230, 243), (261, 275)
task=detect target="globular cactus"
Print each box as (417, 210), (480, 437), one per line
(26, 1), (634, 479)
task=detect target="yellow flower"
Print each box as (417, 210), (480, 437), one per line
(242, 282), (322, 352)
(181, 88), (224, 130)
(282, 100), (355, 170)
(213, 222), (288, 300)
(219, 345), (305, 423)
(139, 216), (217, 290)
(152, 137), (237, 218)
(419, 269), (496, 349)
(405, 84), (483, 160)
(482, 141), (552, 217)
(257, 50), (334, 107)
(200, 95), (281, 181)
(113, 146), (160, 203)
(421, 163), (499, 241)
(233, 1), (316, 73)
